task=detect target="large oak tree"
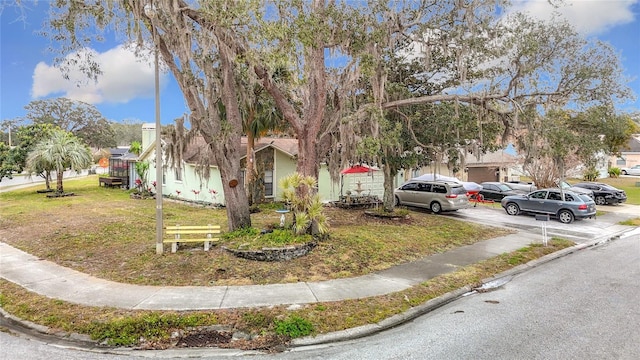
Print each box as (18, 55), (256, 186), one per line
(42, 0), (633, 227)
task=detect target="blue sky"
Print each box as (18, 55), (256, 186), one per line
(1, 1), (639, 127)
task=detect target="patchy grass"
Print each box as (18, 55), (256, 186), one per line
(619, 218), (640, 226)
(0, 239), (574, 350)
(0, 176), (513, 286)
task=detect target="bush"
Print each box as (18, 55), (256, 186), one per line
(582, 167), (599, 182)
(274, 315), (314, 338)
(608, 167), (621, 178)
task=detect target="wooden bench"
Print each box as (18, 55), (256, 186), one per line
(99, 176), (123, 188)
(164, 225), (221, 253)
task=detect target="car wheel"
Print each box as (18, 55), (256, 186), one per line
(395, 196), (401, 207)
(558, 209), (574, 224)
(621, 170), (628, 175)
(505, 203), (520, 216)
(430, 201), (442, 214)
(595, 196), (606, 206)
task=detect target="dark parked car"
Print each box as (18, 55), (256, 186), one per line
(505, 181), (537, 192)
(500, 188), (596, 224)
(571, 182), (627, 205)
(479, 182), (526, 201)
(556, 180), (594, 200)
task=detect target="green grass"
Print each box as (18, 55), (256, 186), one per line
(0, 175), (623, 350)
(0, 175), (514, 286)
(0, 238), (574, 349)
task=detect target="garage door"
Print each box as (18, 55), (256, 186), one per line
(468, 167), (498, 183)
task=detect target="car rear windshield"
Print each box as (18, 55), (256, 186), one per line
(578, 194), (592, 202)
(451, 186), (467, 195)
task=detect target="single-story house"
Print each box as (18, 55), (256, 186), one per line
(610, 134), (640, 171)
(408, 149), (520, 184)
(139, 124), (392, 204)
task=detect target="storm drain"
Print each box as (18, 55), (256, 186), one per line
(176, 330), (232, 347)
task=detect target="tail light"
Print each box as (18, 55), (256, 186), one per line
(578, 204), (587, 210)
(446, 194), (458, 199)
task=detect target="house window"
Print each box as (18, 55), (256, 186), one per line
(616, 157), (626, 166)
(175, 167), (183, 182)
(264, 170), (273, 197)
(162, 169), (166, 185)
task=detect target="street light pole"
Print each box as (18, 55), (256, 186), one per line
(146, 2), (164, 254)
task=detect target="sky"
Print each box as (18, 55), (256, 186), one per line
(1, 0), (639, 128)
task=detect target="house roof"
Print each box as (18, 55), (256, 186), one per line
(620, 135), (640, 153)
(464, 150), (518, 167)
(181, 136), (299, 165)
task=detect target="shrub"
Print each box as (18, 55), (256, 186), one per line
(582, 166), (599, 182)
(279, 173), (329, 235)
(608, 167), (621, 178)
(274, 315), (314, 338)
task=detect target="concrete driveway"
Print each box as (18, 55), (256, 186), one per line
(444, 203), (639, 244)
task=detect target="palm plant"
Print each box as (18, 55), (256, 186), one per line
(279, 173), (329, 236)
(26, 129), (93, 193)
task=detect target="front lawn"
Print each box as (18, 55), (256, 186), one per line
(0, 175), (514, 286)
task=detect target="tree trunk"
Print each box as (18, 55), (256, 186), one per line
(44, 171), (51, 190)
(56, 169), (64, 193)
(382, 165), (396, 212)
(245, 131), (256, 206)
(216, 39), (252, 231)
(217, 158), (251, 231)
(296, 129), (319, 179)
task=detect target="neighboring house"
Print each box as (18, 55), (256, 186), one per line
(409, 149), (520, 184)
(462, 150), (520, 183)
(139, 124), (391, 204)
(610, 134), (640, 171)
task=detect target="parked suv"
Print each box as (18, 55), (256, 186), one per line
(501, 188), (596, 224)
(394, 180), (470, 213)
(572, 182), (627, 205)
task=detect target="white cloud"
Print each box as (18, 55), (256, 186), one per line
(510, 0), (637, 34)
(31, 45), (166, 104)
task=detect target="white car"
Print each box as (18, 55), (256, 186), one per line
(621, 165), (640, 176)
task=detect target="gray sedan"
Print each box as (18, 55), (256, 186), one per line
(500, 189), (596, 224)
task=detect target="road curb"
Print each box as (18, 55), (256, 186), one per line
(292, 226), (634, 348)
(1, 227), (635, 355)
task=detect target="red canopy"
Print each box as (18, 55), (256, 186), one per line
(341, 165), (376, 174)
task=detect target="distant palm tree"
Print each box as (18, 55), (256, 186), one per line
(129, 141), (142, 156)
(26, 129), (93, 193)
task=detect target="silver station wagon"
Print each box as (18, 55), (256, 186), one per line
(394, 180), (470, 213)
(500, 188), (596, 224)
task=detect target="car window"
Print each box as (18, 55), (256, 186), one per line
(529, 191), (547, 199)
(547, 191), (562, 201)
(483, 184), (496, 191)
(564, 193), (576, 202)
(432, 184), (447, 194)
(578, 194), (592, 202)
(451, 186), (467, 195)
(417, 183), (431, 192)
(497, 184), (511, 191)
(401, 182), (418, 191)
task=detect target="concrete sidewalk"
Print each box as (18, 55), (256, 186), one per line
(0, 224), (632, 311)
